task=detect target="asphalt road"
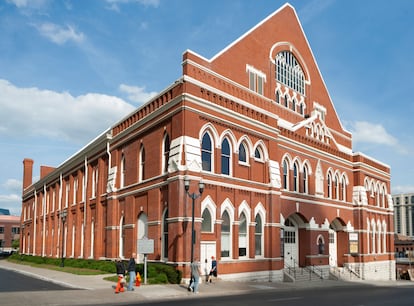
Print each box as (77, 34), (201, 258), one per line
(0, 267), (75, 292)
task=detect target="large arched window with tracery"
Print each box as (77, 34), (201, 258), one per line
(275, 51), (305, 95)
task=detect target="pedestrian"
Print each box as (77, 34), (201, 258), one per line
(126, 252), (137, 291)
(189, 260), (202, 294)
(207, 256), (217, 283)
(114, 258), (126, 293)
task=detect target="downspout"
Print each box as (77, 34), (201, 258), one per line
(58, 173), (62, 258)
(106, 140), (111, 259)
(81, 156), (88, 258)
(42, 184), (46, 257)
(33, 190), (37, 256)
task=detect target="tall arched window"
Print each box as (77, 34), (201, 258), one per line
(293, 162), (299, 192)
(239, 212), (247, 257)
(238, 142), (247, 163)
(201, 133), (212, 172)
(283, 160), (289, 190)
(341, 176), (347, 202)
(221, 138), (231, 175)
(327, 173), (332, 198)
(334, 175), (339, 200)
(139, 146), (145, 182)
(303, 165), (308, 194)
(255, 146), (263, 161)
(255, 214), (263, 256)
(275, 51), (305, 95)
(284, 94), (289, 107)
(201, 208), (212, 232)
(221, 211), (231, 258)
(120, 154), (126, 188)
(163, 134), (170, 173)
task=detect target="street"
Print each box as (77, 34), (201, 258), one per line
(0, 267), (74, 292)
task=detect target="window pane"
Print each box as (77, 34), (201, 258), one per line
(239, 143), (247, 162)
(202, 133), (212, 171)
(221, 138), (230, 175)
(201, 209), (212, 232)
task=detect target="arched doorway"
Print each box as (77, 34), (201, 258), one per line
(329, 218), (348, 267)
(283, 218), (298, 268)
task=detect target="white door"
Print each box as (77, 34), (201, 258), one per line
(284, 226), (298, 267)
(200, 242), (216, 279)
(329, 229), (337, 266)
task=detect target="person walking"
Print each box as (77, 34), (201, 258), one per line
(207, 256), (217, 283)
(126, 252), (137, 291)
(189, 260), (202, 294)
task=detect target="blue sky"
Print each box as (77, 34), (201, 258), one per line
(1, 0), (413, 216)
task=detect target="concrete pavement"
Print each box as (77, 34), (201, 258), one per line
(1, 259), (413, 306)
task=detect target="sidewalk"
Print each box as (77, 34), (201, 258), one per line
(0, 259), (412, 306)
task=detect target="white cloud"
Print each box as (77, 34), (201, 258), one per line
(6, 0), (48, 9)
(349, 121), (398, 146)
(3, 179), (22, 194)
(0, 194), (21, 216)
(391, 185), (414, 195)
(119, 84), (157, 104)
(297, 0), (334, 25)
(35, 22), (85, 45)
(0, 79), (135, 145)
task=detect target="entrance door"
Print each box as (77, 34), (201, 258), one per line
(200, 242), (216, 278)
(329, 229), (337, 266)
(284, 226), (298, 267)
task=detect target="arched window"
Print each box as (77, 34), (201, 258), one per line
(201, 133), (212, 172)
(276, 90), (280, 104)
(342, 176), (347, 202)
(201, 208), (212, 232)
(163, 134), (170, 173)
(284, 94), (289, 107)
(238, 142), (247, 163)
(334, 175), (340, 200)
(327, 172), (332, 198)
(303, 165), (308, 194)
(283, 160), (289, 190)
(293, 162), (299, 192)
(255, 146), (263, 161)
(239, 212), (247, 257)
(255, 214), (263, 256)
(139, 146), (145, 182)
(275, 51), (305, 95)
(120, 154), (126, 188)
(221, 211), (231, 258)
(221, 138), (231, 175)
(292, 98), (296, 111)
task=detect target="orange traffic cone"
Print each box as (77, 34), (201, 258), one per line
(135, 272), (141, 287)
(115, 275), (125, 293)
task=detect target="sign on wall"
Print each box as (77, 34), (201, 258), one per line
(349, 232), (359, 255)
(138, 238), (154, 254)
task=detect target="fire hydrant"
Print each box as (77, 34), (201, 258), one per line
(135, 272), (142, 287)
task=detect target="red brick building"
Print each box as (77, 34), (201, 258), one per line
(21, 4), (395, 281)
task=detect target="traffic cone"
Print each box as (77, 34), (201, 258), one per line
(135, 272), (141, 287)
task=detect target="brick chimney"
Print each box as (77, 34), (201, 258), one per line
(22, 158), (34, 191)
(40, 165), (55, 179)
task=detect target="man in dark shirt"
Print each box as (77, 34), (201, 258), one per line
(126, 253), (137, 291)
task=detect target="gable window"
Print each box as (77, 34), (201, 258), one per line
(221, 138), (231, 175)
(275, 51), (305, 95)
(247, 65), (266, 95)
(201, 133), (212, 172)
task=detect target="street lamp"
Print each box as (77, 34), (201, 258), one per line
(184, 176), (204, 266)
(60, 209), (68, 267)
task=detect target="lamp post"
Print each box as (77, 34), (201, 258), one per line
(183, 176), (204, 266)
(60, 209), (68, 267)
